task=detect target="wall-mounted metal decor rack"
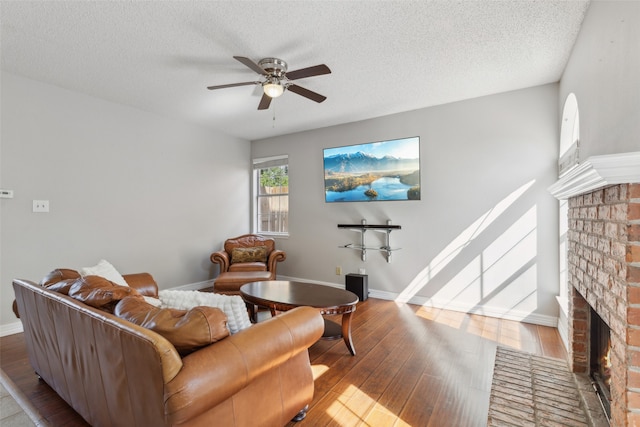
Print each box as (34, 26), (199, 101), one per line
(337, 220), (401, 263)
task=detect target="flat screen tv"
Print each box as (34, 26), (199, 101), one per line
(323, 136), (420, 203)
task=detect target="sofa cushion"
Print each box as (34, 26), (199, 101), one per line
(231, 246), (268, 264)
(45, 278), (80, 295)
(39, 268), (81, 291)
(115, 296), (229, 356)
(68, 276), (141, 313)
(79, 259), (129, 287)
(228, 262), (267, 272)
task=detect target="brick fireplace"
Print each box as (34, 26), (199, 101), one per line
(567, 183), (640, 426)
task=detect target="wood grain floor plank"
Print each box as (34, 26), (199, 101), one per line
(536, 324), (568, 359)
(3, 298), (567, 427)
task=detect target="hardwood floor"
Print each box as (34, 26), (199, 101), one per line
(1, 298), (566, 427)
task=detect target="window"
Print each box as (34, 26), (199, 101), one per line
(253, 155), (289, 235)
(559, 93), (580, 177)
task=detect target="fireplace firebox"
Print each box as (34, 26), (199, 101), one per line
(590, 308), (612, 422)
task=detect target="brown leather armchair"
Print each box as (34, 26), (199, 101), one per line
(210, 234), (286, 295)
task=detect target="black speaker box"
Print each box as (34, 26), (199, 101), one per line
(345, 274), (368, 301)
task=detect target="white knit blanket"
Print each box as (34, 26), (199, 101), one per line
(157, 290), (252, 334)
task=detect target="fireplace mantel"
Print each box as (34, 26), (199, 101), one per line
(548, 151), (640, 200)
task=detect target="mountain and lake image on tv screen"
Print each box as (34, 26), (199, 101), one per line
(323, 136), (421, 203)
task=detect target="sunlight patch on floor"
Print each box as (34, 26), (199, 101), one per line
(323, 384), (406, 427)
(312, 364), (329, 380)
(364, 403), (400, 426)
(412, 305), (542, 353)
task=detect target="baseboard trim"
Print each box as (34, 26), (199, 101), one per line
(0, 321), (24, 337)
(279, 275), (558, 327)
(410, 296), (558, 327)
(1, 276), (558, 335)
(168, 279), (214, 291)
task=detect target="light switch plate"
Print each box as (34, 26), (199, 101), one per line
(0, 189), (13, 198)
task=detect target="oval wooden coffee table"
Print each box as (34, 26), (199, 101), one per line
(240, 280), (359, 356)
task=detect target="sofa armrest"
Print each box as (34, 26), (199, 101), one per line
(164, 306), (323, 424)
(123, 273), (158, 297)
(210, 250), (230, 273)
(267, 249), (286, 275)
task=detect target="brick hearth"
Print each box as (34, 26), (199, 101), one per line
(568, 183), (640, 426)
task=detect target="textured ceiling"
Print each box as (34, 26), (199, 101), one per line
(0, 1), (589, 141)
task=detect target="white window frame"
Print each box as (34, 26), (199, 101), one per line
(252, 155), (289, 237)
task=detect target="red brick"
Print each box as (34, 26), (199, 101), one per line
(601, 238), (613, 253)
(630, 224), (640, 242)
(569, 206), (579, 218)
(629, 329), (640, 346)
(628, 391), (640, 410)
(620, 299), (630, 318)
(627, 412), (640, 427)
(580, 207), (589, 219)
(628, 307), (640, 325)
(628, 286), (640, 305)
(592, 190), (603, 204)
(621, 263), (629, 281)
(628, 245), (640, 263)
(629, 265), (640, 284)
(613, 203), (629, 221)
(573, 342), (587, 353)
(606, 185), (621, 203)
(630, 349), (640, 368)
(573, 319), (588, 331)
(584, 192), (593, 206)
(630, 183), (640, 199)
(631, 370), (640, 389)
(622, 184), (629, 201)
(613, 241), (627, 258)
(606, 222), (619, 238)
(610, 318), (626, 338)
(630, 202), (640, 220)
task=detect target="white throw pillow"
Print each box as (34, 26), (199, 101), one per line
(79, 259), (129, 287)
(158, 290), (252, 334)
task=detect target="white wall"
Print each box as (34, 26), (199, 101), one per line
(0, 72), (251, 332)
(253, 84), (560, 325)
(555, 0), (640, 350)
(560, 0), (640, 159)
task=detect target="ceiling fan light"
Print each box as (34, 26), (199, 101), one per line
(263, 82), (284, 98)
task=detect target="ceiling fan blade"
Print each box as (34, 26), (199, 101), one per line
(287, 84), (327, 103)
(258, 93), (272, 110)
(207, 81), (259, 90)
(286, 64), (331, 80)
(233, 56), (267, 75)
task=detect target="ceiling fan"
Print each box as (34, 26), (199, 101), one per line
(207, 56), (331, 110)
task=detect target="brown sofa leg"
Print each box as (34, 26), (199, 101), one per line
(291, 405), (309, 422)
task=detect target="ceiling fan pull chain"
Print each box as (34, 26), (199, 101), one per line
(272, 104), (276, 128)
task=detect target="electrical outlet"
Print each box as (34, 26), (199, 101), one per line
(336, 266), (342, 275)
(33, 200), (50, 213)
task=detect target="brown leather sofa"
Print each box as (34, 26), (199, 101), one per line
(211, 234), (286, 294)
(12, 269), (324, 427)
